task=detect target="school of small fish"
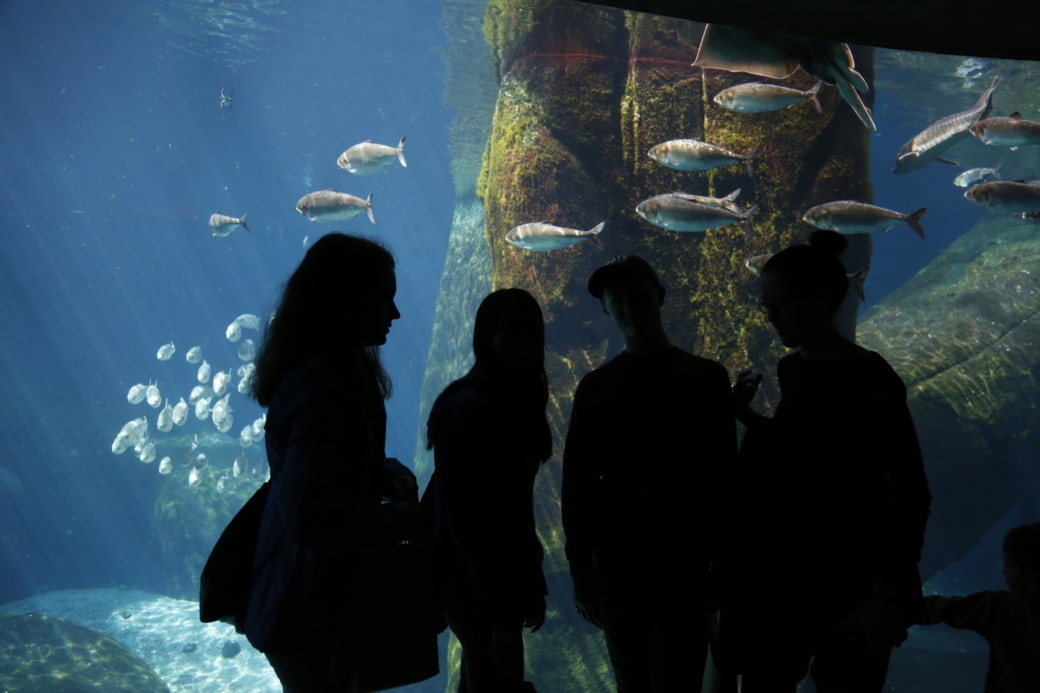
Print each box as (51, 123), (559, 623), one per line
(113, 312), (270, 491)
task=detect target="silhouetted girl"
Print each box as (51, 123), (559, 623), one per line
(246, 233), (420, 692)
(725, 229), (932, 693)
(426, 288), (552, 692)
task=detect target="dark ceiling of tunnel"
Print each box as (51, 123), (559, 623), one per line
(577, 1), (1037, 62)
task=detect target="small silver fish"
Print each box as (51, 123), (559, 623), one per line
(893, 76), (1000, 175)
(209, 211), (249, 237)
(156, 341), (175, 361)
(636, 194), (758, 234)
(953, 166), (1000, 188)
(803, 200), (926, 238)
(219, 87), (233, 110)
(693, 25), (874, 130)
(648, 139), (756, 176)
(970, 113), (1040, 149)
(964, 180), (1040, 212)
(505, 221), (604, 251)
(296, 189), (375, 224)
(713, 81), (823, 114)
(337, 137), (407, 175)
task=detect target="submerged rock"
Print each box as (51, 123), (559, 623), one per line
(220, 640), (242, 658)
(861, 212), (1040, 575)
(0, 612), (169, 693)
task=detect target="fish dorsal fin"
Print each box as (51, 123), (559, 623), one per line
(1009, 112), (1023, 119)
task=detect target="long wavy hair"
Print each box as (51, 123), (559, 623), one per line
(427, 288), (552, 463)
(251, 233), (394, 407)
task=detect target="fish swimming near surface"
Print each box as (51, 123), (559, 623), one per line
(209, 211), (250, 237)
(505, 221), (605, 251)
(953, 166), (1000, 188)
(803, 200), (927, 238)
(219, 87), (233, 110)
(648, 139), (756, 176)
(296, 189), (376, 224)
(963, 180), (1040, 213)
(893, 76), (1000, 174)
(969, 112), (1040, 149)
(637, 194), (758, 234)
(713, 80), (823, 114)
(337, 137), (407, 175)
(693, 24), (875, 131)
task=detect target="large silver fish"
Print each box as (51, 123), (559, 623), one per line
(713, 80), (823, 114)
(648, 139), (755, 175)
(295, 189), (375, 224)
(963, 180), (1040, 213)
(803, 200), (926, 238)
(506, 221), (605, 251)
(208, 211), (249, 237)
(893, 76), (1000, 175)
(336, 137), (407, 175)
(636, 194), (757, 233)
(693, 24), (875, 131)
(969, 113), (1040, 149)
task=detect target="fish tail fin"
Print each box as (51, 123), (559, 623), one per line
(366, 193), (376, 224)
(588, 221), (606, 249)
(740, 205), (759, 240)
(906, 207), (927, 238)
(809, 80), (823, 114)
(743, 152), (757, 177)
(240, 212), (250, 232)
(397, 136), (407, 168)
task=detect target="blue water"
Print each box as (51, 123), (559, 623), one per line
(1, 1), (1038, 691)
(0, 0), (454, 600)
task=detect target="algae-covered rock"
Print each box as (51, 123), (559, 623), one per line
(0, 612), (170, 693)
(860, 213), (1040, 575)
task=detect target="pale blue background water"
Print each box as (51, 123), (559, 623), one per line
(1, 1), (1037, 690)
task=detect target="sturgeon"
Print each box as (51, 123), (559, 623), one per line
(893, 76), (1000, 175)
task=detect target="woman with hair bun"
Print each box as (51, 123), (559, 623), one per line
(721, 230), (933, 692)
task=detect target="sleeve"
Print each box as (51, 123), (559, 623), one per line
(270, 376), (412, 552)
(562, 375), (601, 580)
(921, 592), (999, 639)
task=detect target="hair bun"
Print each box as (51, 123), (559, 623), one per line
(808, 229), (848, 257)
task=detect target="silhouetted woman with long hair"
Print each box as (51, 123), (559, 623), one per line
(245, 233), (420, 692)
(724, 230), (931, 693)
(426, 288), (553, 692)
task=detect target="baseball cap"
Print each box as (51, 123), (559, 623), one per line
(587, 255), (664, 299)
